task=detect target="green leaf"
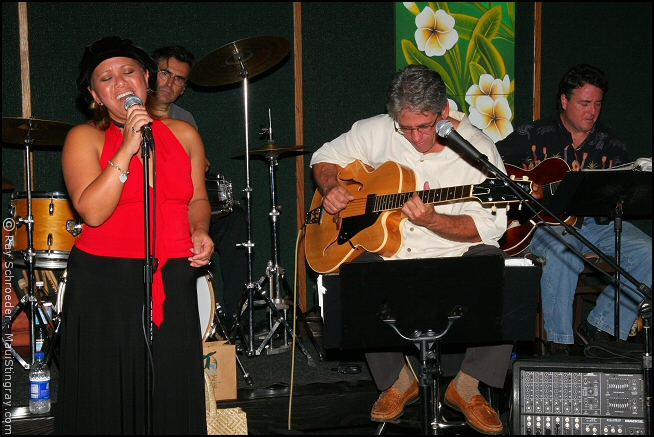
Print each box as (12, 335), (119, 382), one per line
(474, 34), (506, 79)
(429, 2), (450, 14)
(475, 5), (503, 40)
(469, 62), (487, 85)
(464, 7), (502, 84)
(451, 13), (478, 41)
(508, 2), (515, 29)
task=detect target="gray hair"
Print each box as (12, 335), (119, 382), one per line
(386, 64), (448, 121)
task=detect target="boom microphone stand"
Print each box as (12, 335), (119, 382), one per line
(436, 119), (652, 434)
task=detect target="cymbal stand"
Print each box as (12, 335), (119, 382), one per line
(228, 49), (257, 357)
(228, 51), (314, 365)
(1, 122), (52, 369)
(256, 114), (291, 354)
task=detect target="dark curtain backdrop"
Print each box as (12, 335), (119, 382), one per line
(2, 3), (652, 309)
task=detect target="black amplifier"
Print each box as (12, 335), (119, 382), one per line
(511, 357), (646, 435)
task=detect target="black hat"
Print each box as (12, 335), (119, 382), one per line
(76, 36), (157, 102)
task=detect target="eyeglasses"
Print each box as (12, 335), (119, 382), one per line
(394, 114), (440, 136)
(157, 69), (187, 87)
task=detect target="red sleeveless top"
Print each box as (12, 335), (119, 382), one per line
(75, 120), (194, 326)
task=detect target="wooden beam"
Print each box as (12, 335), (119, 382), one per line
(18, 2), (33, 189)
(293, 2), (308, 312)
(533, 2), (542, 121)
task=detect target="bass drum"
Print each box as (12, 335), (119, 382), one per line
(56, 270), (217, 341)
(197, 272), (217, 341)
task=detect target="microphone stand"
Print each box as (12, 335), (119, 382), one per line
(141, 132), (156, 435)
(436, 120), (652, 434)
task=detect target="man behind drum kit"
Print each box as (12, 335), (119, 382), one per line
(150, 45), (249, 327)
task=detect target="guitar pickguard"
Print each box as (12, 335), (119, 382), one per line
(337, 213), (381, 244)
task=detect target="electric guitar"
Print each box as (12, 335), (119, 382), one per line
(501, 157), (577, 256)
(304, 160), (532, 274)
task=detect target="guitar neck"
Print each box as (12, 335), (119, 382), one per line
(372, 185), (475, 212)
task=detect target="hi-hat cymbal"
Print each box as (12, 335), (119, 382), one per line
(2, 176), (14, 191)
(3, 117), (74, 147)
(190, 35), (291, 87)
(234, 142), (309, 158)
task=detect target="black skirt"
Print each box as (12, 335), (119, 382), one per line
(54, 247), (207, 435)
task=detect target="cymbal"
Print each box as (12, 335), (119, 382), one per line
(190, 35), (291, 87)
(234, 142), (309, 158)
(3, 117), (74, 147)
(2, 176), (14, 191)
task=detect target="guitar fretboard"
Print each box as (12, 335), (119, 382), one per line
(372, 185), (472, 212)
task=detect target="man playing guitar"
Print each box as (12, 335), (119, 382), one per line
(496, 64), (652, 356)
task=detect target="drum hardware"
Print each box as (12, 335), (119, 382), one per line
(2, 116), (73, 369)
(200, 271), (253, 386)
(205, 173), (234, 215)
(191, 36), (315, 365)
(66, 218), (84, 237)
(233, 113), (318, 361)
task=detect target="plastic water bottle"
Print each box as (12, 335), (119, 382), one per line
(29, 351), (51, 414)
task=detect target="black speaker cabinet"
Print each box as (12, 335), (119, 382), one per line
(511, 356), (646, 435)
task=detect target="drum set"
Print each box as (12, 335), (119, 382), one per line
(2, 116), (77, 369)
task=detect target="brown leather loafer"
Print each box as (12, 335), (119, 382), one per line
(444, 381), (503, 434)
(370, 380), (419, 422)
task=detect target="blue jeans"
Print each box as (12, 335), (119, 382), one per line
(529, 218), (651, 344)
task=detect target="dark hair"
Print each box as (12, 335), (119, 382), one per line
(151, 45), (196, 70)
(556, 64), (609, 113)
(386, 64), (448, 121)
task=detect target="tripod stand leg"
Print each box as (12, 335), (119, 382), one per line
(213, 302), (253, 386)
(257, 287), (316, 367)
(297, 305), (324, 361)
(2, 298), (30, 369)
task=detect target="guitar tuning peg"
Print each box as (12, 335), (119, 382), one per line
(522, 176), (529, 181)
(510, 174), (515, 180)
(506, 204), (510, 211)
(518, 202), (523, 210)
(492, 205), (497, 213)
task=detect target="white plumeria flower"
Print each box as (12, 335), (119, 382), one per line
(468, 95), (514, 142)
(466, 74), (511, 108)
(448, 99), (458, 111)
(414, 7), (458, 57)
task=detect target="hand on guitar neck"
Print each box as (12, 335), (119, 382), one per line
(500, 157), (578, 256)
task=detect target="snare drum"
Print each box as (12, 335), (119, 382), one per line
(9, 192), (83, 269)
(56, 269), (217, 342)
(205, 174), (233, 215)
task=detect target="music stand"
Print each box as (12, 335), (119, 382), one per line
(324, 256), (540, 434)
(547, 169), (652, 340)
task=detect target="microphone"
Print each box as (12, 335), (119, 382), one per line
(124, 96), (154, 146)
(436, 119), (487, 163)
